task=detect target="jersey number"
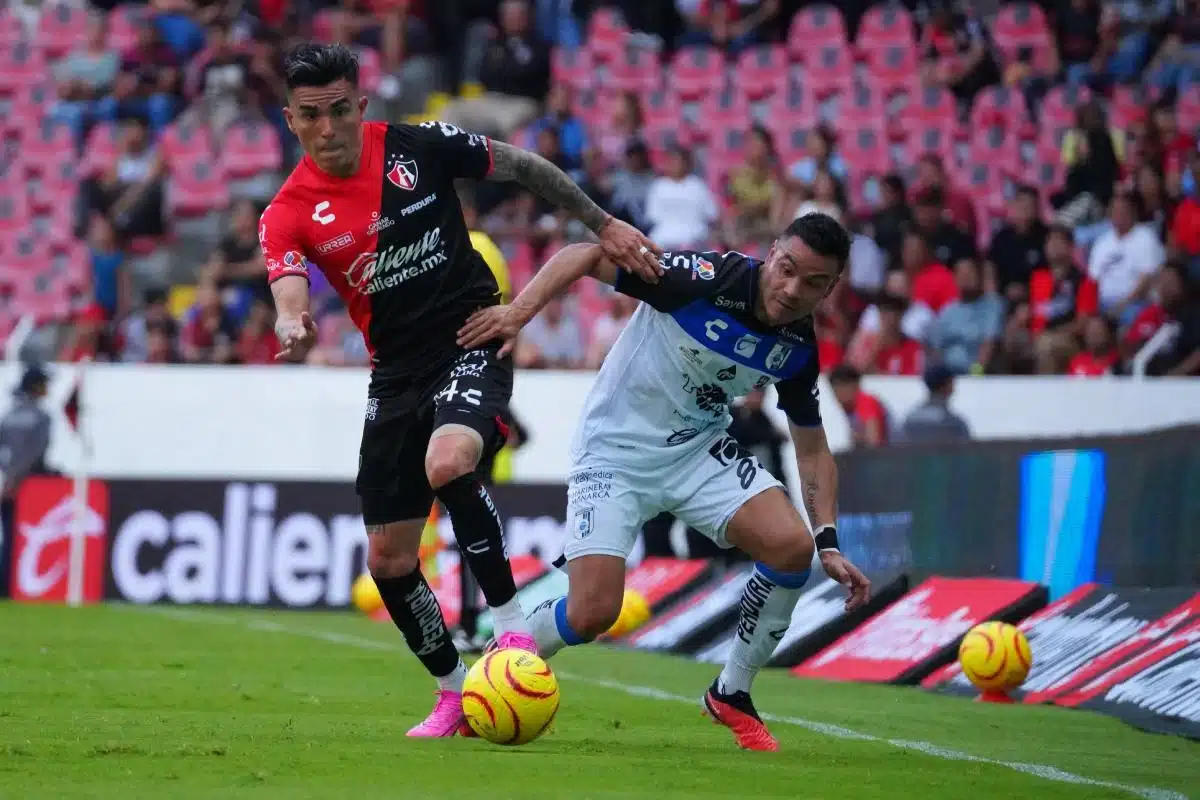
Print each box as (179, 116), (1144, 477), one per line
(435, 379), (482, 407)
(708, 435), (760, 490)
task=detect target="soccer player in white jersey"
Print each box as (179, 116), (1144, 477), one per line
(457, 213), (871, 751)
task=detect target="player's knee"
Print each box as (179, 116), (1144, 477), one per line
(367, 535), (419, 578)
(758, 531), (815, 575)
(425, 436), (478, 489)
(566, 589), (623, 640)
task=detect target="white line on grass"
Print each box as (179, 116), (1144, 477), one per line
(132, 606), (1188, 800)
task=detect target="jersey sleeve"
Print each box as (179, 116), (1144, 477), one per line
(259, 202), (310, 284)
(613, 250), (743, 312)
(412, 120), (493, 180)
(775, 349), (823, 427)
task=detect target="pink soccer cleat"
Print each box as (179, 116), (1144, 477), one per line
(407, 689), (471, 738)
(492, 631), (538, 654)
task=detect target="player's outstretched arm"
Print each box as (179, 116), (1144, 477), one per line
(271, 275), (318, 362)
(457, 243), (612, 354)
(488, 141), (664, 283)
(789, 422), (871, 610)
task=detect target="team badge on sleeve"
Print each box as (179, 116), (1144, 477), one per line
(693, 256), (716, 280)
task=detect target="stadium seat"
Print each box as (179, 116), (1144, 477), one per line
(39, 201), (78, 248)
(838, 127), (891, 176)
(0, 7), (24, 50)
(904, 84), (956, 126)
(312, 9), (337, 42)
(608, 44), (662, 94)
(804, 44), (855, 97)
(1040, 84), (1091, 140)
(0, 189), (32, 239)
(787, 4), (847, 61)
(639, 87), (684, 134)
(863, 44), (920, 94)
(569, 85), (605, 128)
(80, 123), (119, 177)
(0, 41), (49, 96)
(28, 158), (80, 213)
(773, 125), (813, 170)
(106, 4), (146, 52)
(11, 268), (72, 325)
(838, 84), (889, 130)
(856, 4), (916, 52)
(220, 121), (284, 180)
(1109, 85), (1163, 130)
(735, 45), (789, 100)
(968, 126), (1023, 179)
(1024, 143), (1067, 195)
(901, 123), (958, 167)
(970, 86), (1029, 133)
(644, 127), (689, 171)
(19, 120), (76, 177)
(764, 82), (817, 147)
(551, 46), (595, 90)
(36, 3), (90, 60)
(992, 2), (1054, 70)
(167, 162), (230, 218)
(956, 161), (1005, 205)
(160, 121), (215, 173)
(585, 7), (629, 63)
(6, 82), (54, 135)
(698, 85), (751, 140)
(1179, 85), (1200, 134)
(670, 47), (726, 100)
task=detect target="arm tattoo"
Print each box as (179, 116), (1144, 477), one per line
(804, 479), (820, 523)
(489, 141), (611, 233)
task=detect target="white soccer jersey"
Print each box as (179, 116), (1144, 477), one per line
(569, 250), (822, 475)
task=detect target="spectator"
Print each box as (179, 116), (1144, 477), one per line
(1030, 224), (1099, 373)
(786, 126), (848, 190)
(866, 294), (925, 376)
(1122, 261), (1200, 375)
(1068, 315), (1119, 376)
(644, 145), (718, 249)
(87, 215), (129, 322)
(912, 187), (976, 268)
(0, 366), (53, 530)
(792, 169), (845, 223)
(996, 300), (1037, 375)
(988, 185), (1048, 303)
(51, 14), (121, 137)
(114, 20), (182, 133)
(60, 303), (115, 363)
(121, 288), (178, 363)
(867, 173), (912, 265)
(572, 146), (618, 236)
(919, 0), (1001, 104)
(1095, 0), (1174, 84)
(1170, 190), (1200, 268)
(79, 116), (167, 247)
(462, 189), (512, 303)
(1146, 102), (1197, 180)
(926, 257), (1004, 375)
(1088, 192), (1166, 322)
(144, 320), (180, 364)
(895, 364), (971, 445)
(851, 268), (936, 352)
(530, 84), (588, 170)
(594, 91), (641, 169)
(1055, 102), (1121, 229)
(1055, 0), (1103, 85)
(676, 0), (781, 55)
(202, 199), (267, 303)
(902, 229), (958, 314)
(180, 279), (238, 364)
(1133, 165), (1176, 242)
(442, 0), (550, 137)
(911, 154), (976, 236)
(725, 125), (782, 245)
(829, 364), (889, 448)
(515, 293), (586, 369)
(1144, 0), (1200, 90)
(189, 20), (257, 133)
(609, 140), (655, 230)
(586, 292), (639, 368)
(237, 299), (280, 365)
(846, 224), (887, 302)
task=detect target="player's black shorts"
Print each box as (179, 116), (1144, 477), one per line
(356, 347), (513, 525)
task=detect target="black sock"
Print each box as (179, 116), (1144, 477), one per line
(435, 475), (517, 608)
(458, 545), (481, 636)
(374, 568), (460, 678)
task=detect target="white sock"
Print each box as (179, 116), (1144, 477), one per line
(438, 659), (468, 692)
(717, 564), (809, 696)
(526, 596), (583, 659)
(490, 596), (531, 637)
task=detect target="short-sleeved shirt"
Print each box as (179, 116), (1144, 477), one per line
(569, 249), (821, 473)
(259, 120), (499, 402)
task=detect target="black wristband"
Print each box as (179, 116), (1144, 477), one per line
(814, 525), (839, 552)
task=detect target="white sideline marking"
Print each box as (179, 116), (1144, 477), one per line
(134, 606), (1189, 800)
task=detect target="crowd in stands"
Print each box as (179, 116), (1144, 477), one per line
(1, 0), (1198, 380)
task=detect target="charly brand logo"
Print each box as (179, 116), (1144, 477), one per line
(312, 200), (336, 225)
(342, 227), (445, 293)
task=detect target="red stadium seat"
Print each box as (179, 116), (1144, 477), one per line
(0, 42), (49, 95)
(901, 123), (958, 166)
(80, 123), (119, 178)
(585, 7), (628, 63)
(670, 47), (726, 100)
(856, 4), (916, 52)
(6, 82), (54, 135)
(639, 87), (684, 134)
(551, 47), (595, 90)
(970, 85), (1029, 133)
(765, 81), (817, 135)
(569, 85), (607, 128)
(805, 44), (854, 97)
(220, 121), (283, 180)
(1040, 84), (1091, 135)
(697, 85), (751, 140)
(644, 128), (690, 171)
(992, 3), (1054, 70)
(12, 268), (72, 325)
(773, 124), (814, 170)
(28, 160), (80, 213)
(19, 120), (76, 177)
(160, 120), (215, 173)
(735, 45), (789, 100)
(787, 4), (847, 61)
(312, 9), (337, 42)
(356, 46), (383, 94)
(968, 126), (1023, 179)
(863, 44), (920, 94)
(39, 202), (78, 248)
(0, 191), (31, 239)
(904, 84), (956, 126)
(1109, 85), (1162, 129)
(50, 241), (91, 293)
(1178, 86), (1200, 135)
(36, 3), (89, 59)
(956, 161), (1005, 204)
(106, 4), (145, 53)
(1024, 143), (1066, 195)
(168, 162), (230, 217)
(608, 44), (661, 94)
(839, 126), (891, 175)
(838, 84), (889, 130)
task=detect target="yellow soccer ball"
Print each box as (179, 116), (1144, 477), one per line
(605, 588), (652, 639)
(351, 573), (383, 615)
(463, 649), (560, 745)
(958, 621), (1033, 693)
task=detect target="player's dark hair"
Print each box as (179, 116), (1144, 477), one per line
(829, 364), (861, 385)
(782, 212), (852, 273)
(284, 43), (359, 92)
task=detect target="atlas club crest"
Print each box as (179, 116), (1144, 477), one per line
(387, 156), (419, 191)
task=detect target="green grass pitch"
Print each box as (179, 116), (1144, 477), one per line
(1, 603), (1195, 799)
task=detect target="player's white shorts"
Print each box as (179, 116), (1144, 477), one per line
(563, 430), (783, 561)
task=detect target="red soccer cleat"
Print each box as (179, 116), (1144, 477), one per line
(702, 680), (779, 752)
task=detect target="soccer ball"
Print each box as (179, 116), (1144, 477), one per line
(958, 620), (1033, 693)
(462, 649), (559, 745)
(351, 573), (383, 614)
(604, 588), (652, 639)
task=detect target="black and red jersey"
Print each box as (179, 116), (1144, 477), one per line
(260, 120), (500, 398)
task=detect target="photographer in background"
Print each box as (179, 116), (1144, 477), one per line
(0, 365), (54, 597)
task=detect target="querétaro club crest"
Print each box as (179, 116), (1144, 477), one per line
(387, 156), (419, 191)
